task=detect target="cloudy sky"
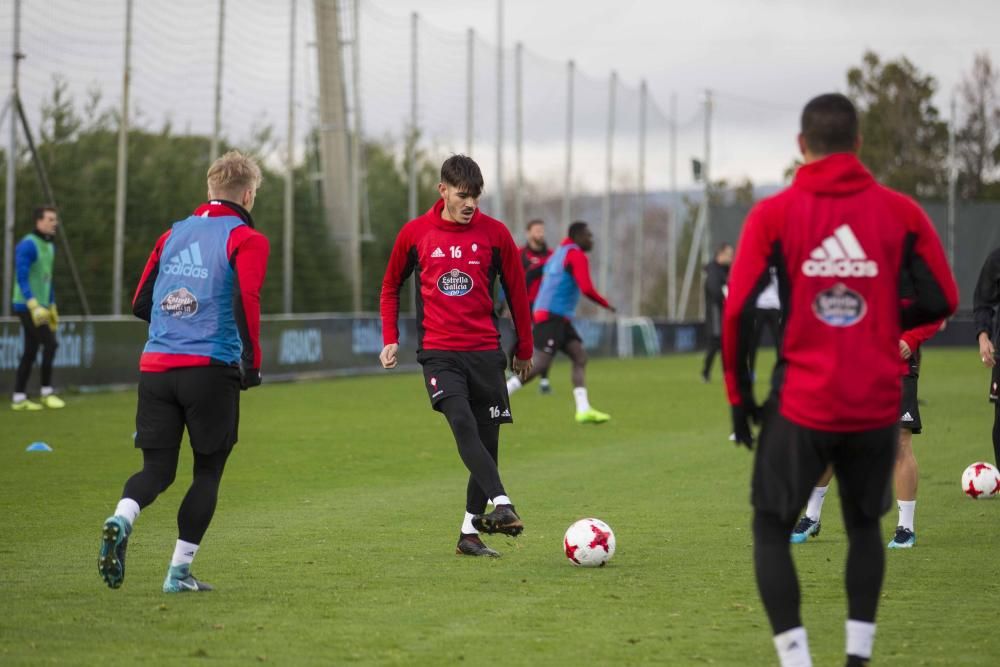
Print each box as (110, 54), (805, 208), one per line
(2, 0), (998, 192)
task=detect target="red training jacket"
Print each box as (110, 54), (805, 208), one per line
(723, 153), (958, 432)
(380, 200), (534, 360)
(521, 243), (552, 308)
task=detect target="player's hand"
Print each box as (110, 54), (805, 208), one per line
(607, 304), (617, 314)
(380, 343), (399, 369)
(26, 298), (50, 327)
(512, 355), (532, 382)
(240, 366), (262, 390)
(730, 404), (759, 450)
(48, 303), (59, 332)
(979, 332), (995, 368)
(899, 339), (911, 360)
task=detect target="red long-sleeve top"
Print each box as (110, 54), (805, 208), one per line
(380, 200), (534, 360)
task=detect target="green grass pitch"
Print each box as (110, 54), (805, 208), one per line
(2, 350), (998, 665)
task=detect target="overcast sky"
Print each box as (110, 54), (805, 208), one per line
(373, 0), (1000, 189)
(2, 0), (998, 192)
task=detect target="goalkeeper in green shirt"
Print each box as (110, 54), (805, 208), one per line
(11, 206), (65, 410)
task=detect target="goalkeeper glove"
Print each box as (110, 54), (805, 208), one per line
(26, 298), (51, 327)
(48, 303), (59, 332)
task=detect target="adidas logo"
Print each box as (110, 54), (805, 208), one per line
(901, 412), (913, 422)
(163, 242), (209, 279)
(431, 247), (445, 258)
(802, 225), (878, 278)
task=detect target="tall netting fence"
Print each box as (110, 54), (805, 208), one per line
(0, 0), (756, 320)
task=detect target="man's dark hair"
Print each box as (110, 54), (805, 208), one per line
(716, 242), (733, 254)
(33, 205), (57, 223)
(800, 93), (859, 155)
(440, 155), (484, 198)
(568, 221), (589, 242)
(526, 218), (544, 231)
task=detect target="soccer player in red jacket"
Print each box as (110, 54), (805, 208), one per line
(98, 151), (270, 593)
(723, 94), (957, 667)
(521, 218), (554, 393)
(380, 155), (533, 558)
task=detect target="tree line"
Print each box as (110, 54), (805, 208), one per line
(2, 50), (999, 317)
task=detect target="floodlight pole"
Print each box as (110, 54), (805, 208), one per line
(112, 0), (133, 315)
(667, 91), (678, 321)
(210, 0), (225, 162)
(563, 60), (574, 229)
(2, 0), (22, 317)
(947, 94), (957, 267)
(514, 41), (524, 233)
(599, 71), (617, 296)
(283, 0), (296, 314)
(466, 28), (474, 155)
(408, 12), (418, 223)
(495, 0), (504, 220)
(632, 79), (647, 317)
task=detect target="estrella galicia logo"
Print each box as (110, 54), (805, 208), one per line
(437, 268), (474, 296)
(812, 283), (866, 327)
(160, 287), (199, 318)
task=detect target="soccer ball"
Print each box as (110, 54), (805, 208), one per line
(563, 518), (616, 567)
(961, 462), (1000, 499)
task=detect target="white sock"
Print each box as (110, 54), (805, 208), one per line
(773, 627), (812, 667)
(539, 377), (550, 387)
(805, 486), (829, 521)
(897, 500), (916, 531)
(41, 386), (54, 397)
(492, 494), (511, 507)
(461, 512), (477, 535)
(573, 387), (590, 413)
(12, 392), (27, 403)
(170, 539), (200, 567)
(846, 620), (875, 659)
(114, 498), (141, 526)
(506, 377), (523, 395)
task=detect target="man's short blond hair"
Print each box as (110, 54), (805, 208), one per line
(207, 150), (262, 200)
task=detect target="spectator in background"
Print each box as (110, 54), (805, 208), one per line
(701, 242), (733, 382)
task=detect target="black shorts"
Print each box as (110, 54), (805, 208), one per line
(533, 316), (581, 355)
(899, 374), (921, 434)
(135, 366), (242, 454)
(417, 349), (513, 425)
(752, 401), (896, 520)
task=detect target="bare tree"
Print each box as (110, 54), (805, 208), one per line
(957, 52), (1000, 199)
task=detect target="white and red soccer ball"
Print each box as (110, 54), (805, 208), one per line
(563, 518), (616, 567)
(961, 462), (1000, 499)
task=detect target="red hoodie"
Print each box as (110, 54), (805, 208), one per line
(380, 200), (533, 360)
(723, 153), (957, 432)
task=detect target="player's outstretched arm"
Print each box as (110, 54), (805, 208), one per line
(566, 250), (612, 310)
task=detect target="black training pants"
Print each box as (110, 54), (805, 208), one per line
(121, 447), (232, 545)
(15, 311), (57, 393)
